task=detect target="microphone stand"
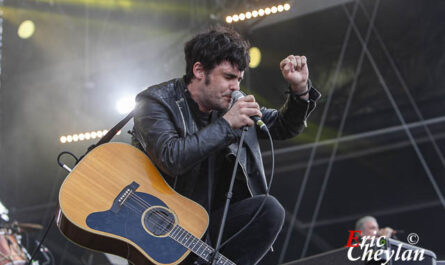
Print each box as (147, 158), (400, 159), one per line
(210, 126), (248, 265)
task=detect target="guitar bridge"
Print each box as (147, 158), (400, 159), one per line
(111, 181), (140, 213)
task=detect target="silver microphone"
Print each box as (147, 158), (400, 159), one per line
(231, 91), (268, 132)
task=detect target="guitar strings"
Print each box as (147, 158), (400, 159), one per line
(118, 194), (177, 235)
(127, 193), (176, 226)
(128, 191), (186, 228)
(109, 192), (212, 255)
(120, 198), (230, 264)
(102, 189), (232, 264)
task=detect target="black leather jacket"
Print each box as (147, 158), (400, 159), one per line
(132, 78), (320, 200)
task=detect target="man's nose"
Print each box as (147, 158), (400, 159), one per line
(231, 81), (240, 91)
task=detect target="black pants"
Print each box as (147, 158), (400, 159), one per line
(203, 195), (285, 265)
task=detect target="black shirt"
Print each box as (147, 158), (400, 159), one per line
(184, 89), (249, 213)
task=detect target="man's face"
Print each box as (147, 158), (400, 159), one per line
(197, 61), (244, 112)
(362, 220), (379, 237)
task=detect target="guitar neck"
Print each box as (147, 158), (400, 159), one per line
(169, 225), (236, 265)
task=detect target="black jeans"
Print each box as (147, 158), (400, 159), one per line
(204, 195), (285, 265)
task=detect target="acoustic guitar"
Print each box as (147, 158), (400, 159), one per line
(56, 142), (236, 265)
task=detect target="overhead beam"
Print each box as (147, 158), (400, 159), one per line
(250, 0), (353, 31)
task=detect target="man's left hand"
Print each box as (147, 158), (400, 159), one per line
(280, 55), (309, 98)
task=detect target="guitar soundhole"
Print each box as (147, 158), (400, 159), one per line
(141, 206), (176, 237)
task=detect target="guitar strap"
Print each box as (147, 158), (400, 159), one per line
(80, 110), (135, 162)
(207, 110), (218, 213)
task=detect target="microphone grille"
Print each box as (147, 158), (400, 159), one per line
(231, 90), (245, 101)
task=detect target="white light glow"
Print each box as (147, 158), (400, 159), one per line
(116, 96), (135, 115)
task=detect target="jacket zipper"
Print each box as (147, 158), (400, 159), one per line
(239, 162), (254, 196)
(303, 101), (310, 127)
(176, 99), (187, 137)
(229, 152), (254, 197)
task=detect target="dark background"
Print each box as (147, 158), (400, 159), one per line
(0, 0), (444, 264)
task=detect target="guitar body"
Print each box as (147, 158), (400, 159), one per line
(57, 142), (209, 265)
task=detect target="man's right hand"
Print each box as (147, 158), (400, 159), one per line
(223, 95), (262, 129)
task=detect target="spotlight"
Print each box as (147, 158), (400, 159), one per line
(59, 128), (120, 144)
(225, 3), (291, 24)
(18, 20), (35, 39)
(116, 96), (135, 115)
(249, 47), (261, 68)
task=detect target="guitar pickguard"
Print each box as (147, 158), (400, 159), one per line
(86, 192), (187, 264)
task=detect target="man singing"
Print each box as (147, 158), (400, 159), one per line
(132, 26), (320, 265)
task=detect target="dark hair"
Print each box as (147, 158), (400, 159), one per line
(184, 26), (250, 84)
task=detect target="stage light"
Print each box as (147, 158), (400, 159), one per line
(116, 96), (135, 115)
(224, 3), (291, 24)
(18, 20), (35, 39)
(258, 9), (265, 16)
(59, 130), (122, 144)
(249, 47), (261, 68)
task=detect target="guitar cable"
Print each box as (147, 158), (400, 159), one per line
(57, 151), (78, 173)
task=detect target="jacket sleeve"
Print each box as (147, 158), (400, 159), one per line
(133, 94), (238, 177)
(259, 80), (321, 140)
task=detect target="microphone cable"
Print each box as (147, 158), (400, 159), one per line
(218, 127), (275, 249)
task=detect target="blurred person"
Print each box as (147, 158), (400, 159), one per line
(355, 216), (395, 238)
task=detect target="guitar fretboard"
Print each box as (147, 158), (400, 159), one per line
(169, 225), (236, 265)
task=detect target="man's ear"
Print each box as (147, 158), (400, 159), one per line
(192, 62), (205, 81)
